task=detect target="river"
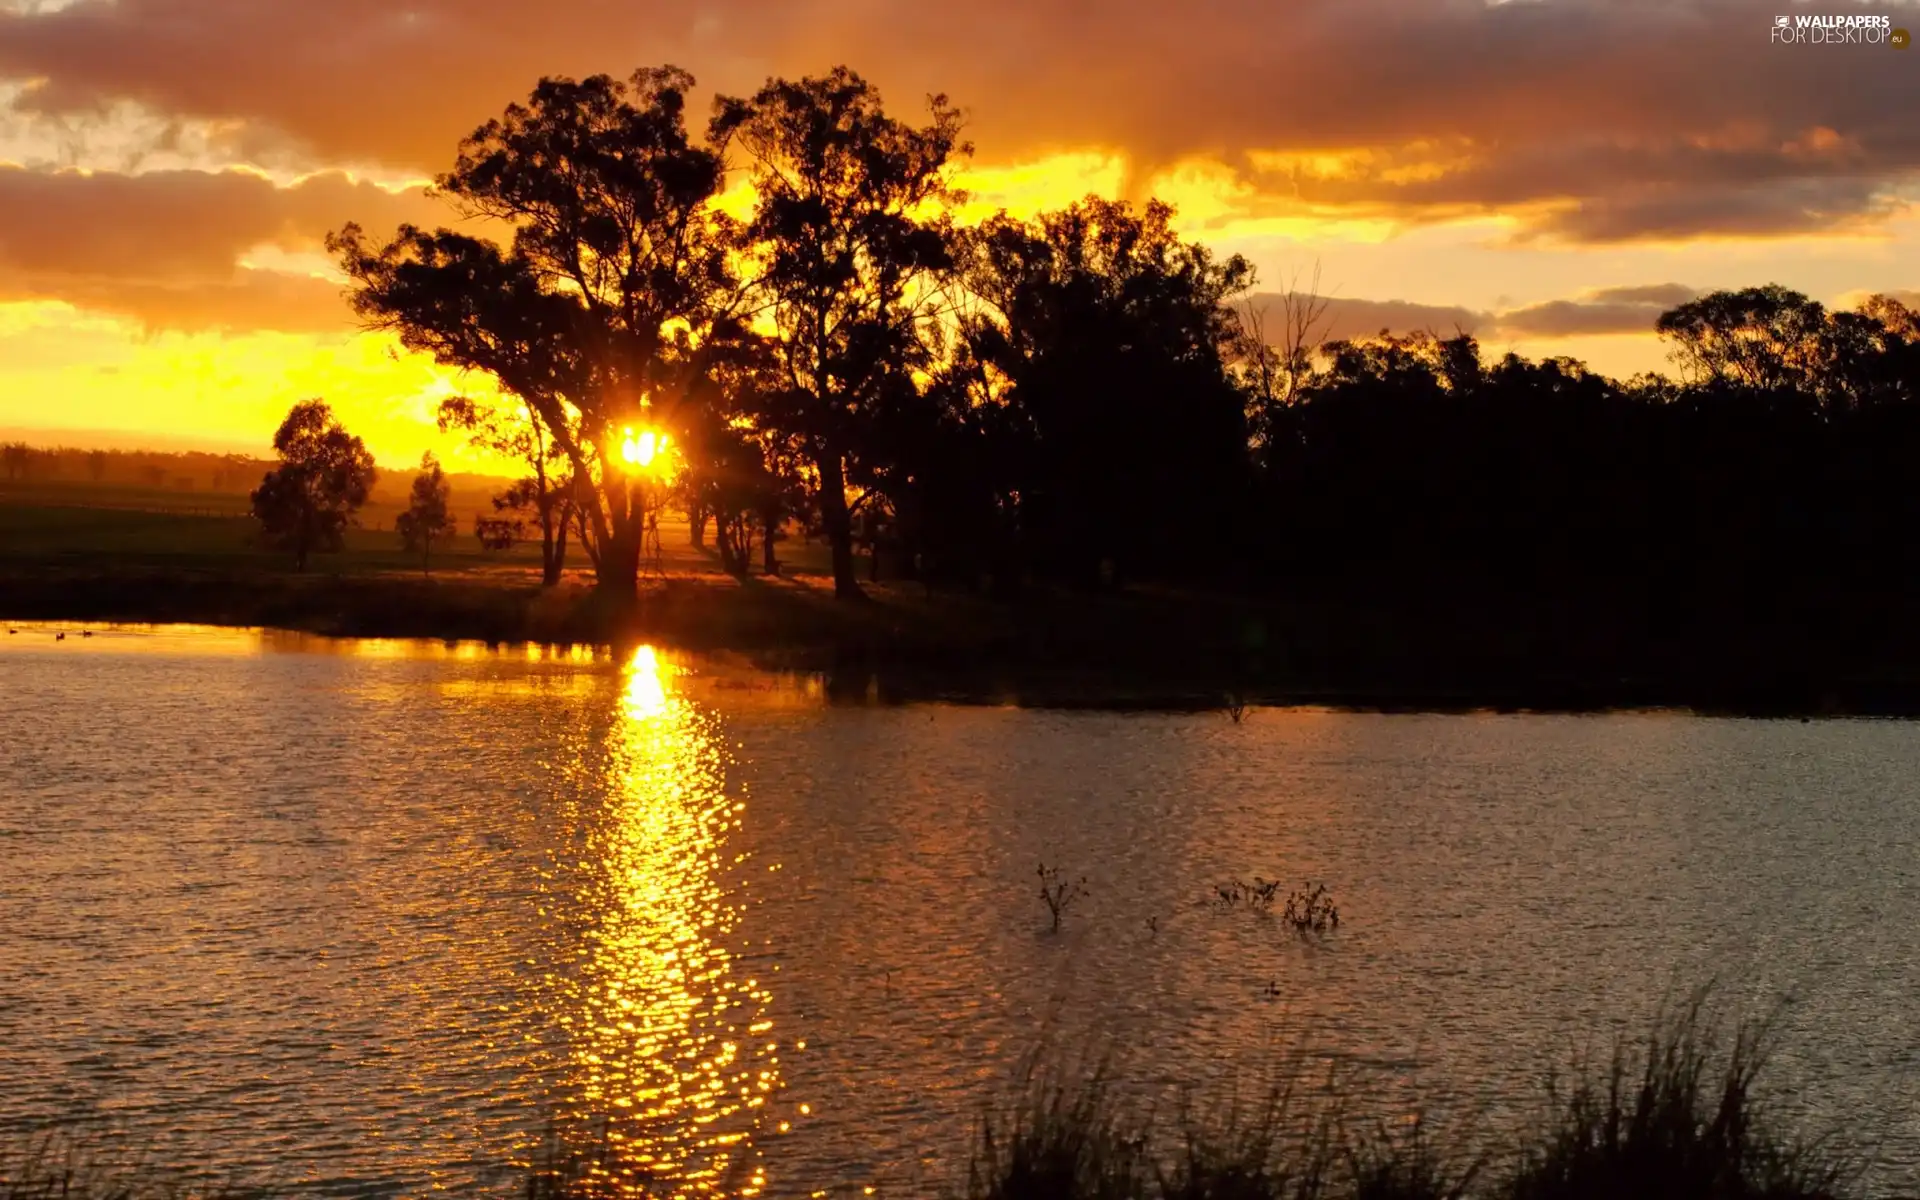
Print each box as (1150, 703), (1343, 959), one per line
(3, 624), (1918, 1196)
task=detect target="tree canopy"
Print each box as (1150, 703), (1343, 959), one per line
(249, 400), (377, 571)
(326, 58), (1920, 698)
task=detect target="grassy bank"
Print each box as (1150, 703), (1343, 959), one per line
(0, 1004), (1874, 1199)
(16, 558), (1920, 713)
(15, 498), (1920, 712)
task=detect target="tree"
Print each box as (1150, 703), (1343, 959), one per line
(672, 333), (809, 578)
(86, 450), (108, 482)
(250, 400), (377, 570)
(475, 512), (525, 552)
(331, 65), (737, 600)
(1655, 285), (1831, 394)
(438, 394), (574, 585)
(711, 67), (968, 599)
(949, 197), (1255, 584)
(396, 452), (455, 575)
(1237, 263), (1332, 463)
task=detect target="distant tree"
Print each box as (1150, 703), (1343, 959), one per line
(249, 400), (377, 570)
(395, 452), (455, 575)
(711, 67), (968, 599)
(86, 450), (108, 482)
(474, 512), (525, 552)
(1, 442), (28, 481)
(438, 394), (575, 585)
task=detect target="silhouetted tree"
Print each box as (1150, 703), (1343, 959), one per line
(250, 400), (377, 570)
(86, 450), (107, 482)
(711, 67), (968, 599)
(948, 197), (1254, 585)
(396, 452), (455, 575)
(438, 394), (574, 585)
(474, 512), (525, 552)
(331, 65), (736, 600)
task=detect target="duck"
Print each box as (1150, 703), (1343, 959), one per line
(55, 632), (65, 641)
(81, 631), (93, 638)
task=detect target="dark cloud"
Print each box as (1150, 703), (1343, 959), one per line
(0, 164), (445, 330)
(0, 267), (354, 333)
(1246, 283), (1702, 345)
(1497, 284), (1698, 337)
(0, 0), (1915, 241)
(1585, 284), (1700, 307)
(1241, 293), (1492, 343)
(0, 165), (443, 277)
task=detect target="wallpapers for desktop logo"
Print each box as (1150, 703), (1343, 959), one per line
(1771, 12), (1907, 46)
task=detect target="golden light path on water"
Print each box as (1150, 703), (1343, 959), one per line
(546, 645), (781, 1196)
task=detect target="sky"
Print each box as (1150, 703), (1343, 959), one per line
(1, 0), (1917, 468)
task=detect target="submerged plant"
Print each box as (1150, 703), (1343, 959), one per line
(1214, 877), (1285, 912)
(1283, 884), (1340, 937)
(1038, 863), (1089, 933)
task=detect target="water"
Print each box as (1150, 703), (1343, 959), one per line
(4, 623), (1920, 1196)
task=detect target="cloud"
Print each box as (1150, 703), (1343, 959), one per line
(0, 0), (1915, 242)
(0, 164), (445, 331)
(1243, 292), (1492, 342)
(1496, 284), (1698, 337)
(0, 268), (354, 333)
(1245, 283), (1701, 345)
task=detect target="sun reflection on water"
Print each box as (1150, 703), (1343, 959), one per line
(549, 644), (780, 1195)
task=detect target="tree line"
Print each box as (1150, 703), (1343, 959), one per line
(293, 62), (1920, 666)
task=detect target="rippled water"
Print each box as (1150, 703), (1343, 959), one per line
(5, 624), (1920, 1196)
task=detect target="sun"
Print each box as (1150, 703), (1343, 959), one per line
(619, 427), (670, 469)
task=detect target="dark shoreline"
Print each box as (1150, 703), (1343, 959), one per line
(6, 563), (1920, 716)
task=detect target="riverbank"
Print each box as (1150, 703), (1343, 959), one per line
(10, 562), (1920, 714)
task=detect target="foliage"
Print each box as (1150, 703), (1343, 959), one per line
(474, 512), (526, 553)
(247, 400), (376, 571)
(968, 1005), (1847, 1200)
(1506, 999), (1856, 1200)
(712, 66), (968, 598)
(322, 56), (1920, 682)
(943, 197), (1255, 587)
(331, 65), (735, 598)
(439, 395), (574, 585)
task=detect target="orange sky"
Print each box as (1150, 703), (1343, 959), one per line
(1, 0), (1917, 468)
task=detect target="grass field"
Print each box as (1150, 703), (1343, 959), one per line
(0, 481), (841, 582)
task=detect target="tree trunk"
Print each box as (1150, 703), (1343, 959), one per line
(762, 513), (779, 576)
(716, 513), (743, 576)
(545, 505), (569, 588)
(596, 482), (641, 600)
(689, 502), (708, 548)
(599, 529), (641, 599)
(815, 449), (863, 600)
